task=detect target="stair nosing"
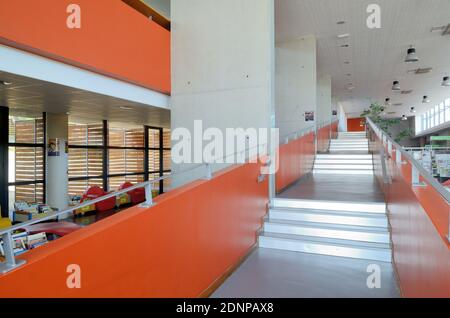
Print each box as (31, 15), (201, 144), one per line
(264, 219), (389, 233)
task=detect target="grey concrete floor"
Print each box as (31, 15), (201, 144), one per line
(279, 173), (385, 203)
(211, 248), (400, 298)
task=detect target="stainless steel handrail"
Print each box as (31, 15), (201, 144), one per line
(0, 143), (269, 273)
(366, 117), (450, 242)
(280, 119), (338, 145)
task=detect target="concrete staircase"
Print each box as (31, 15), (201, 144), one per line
(259, 131), (392, 262)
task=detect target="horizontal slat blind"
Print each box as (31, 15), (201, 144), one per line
(69, 123), (103, 146)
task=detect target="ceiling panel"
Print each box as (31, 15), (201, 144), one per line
(276, 0), (450, 118)
(0, 71), (170, 128)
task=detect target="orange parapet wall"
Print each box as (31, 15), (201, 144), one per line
(347, 118), (366, 132)
(0, 163), (267, 297)
(276, 131), (315, 193)
(371, 131), (450, 297)
(0, 0), (170, 94)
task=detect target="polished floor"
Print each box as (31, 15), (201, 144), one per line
(211, 248), (400, 298)
(279, 173), (385, 203)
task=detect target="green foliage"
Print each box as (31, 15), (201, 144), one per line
(361, 102), (412, 143)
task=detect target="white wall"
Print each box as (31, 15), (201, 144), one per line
(170, 0), (275, 187)
(338, 102), (348, 132)
(275, 36), (317, 139)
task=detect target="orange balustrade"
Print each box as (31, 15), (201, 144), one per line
(0, 0), (170, 94)
(0, 163), (267, 297)
(370, 131), (450, 297)
(275, 132), (315, 193)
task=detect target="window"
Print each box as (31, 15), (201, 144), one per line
(68, 121), (171, 196)
(8, 114), (46, 207)
(417, 96), (450, 135)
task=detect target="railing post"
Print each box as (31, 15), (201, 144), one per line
(0, 232), (26, 274)
(205, 163), (212, 180)
(139, 182), (154, 208)
(411, 165), (426, 187)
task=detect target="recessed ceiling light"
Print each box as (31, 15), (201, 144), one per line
(346, 73), (352, 76)
(410, 107), (416, 113)
(401, 115), (408, 121)
(405, 46), (419, 63)
(392, 81), (401, 91)
(385, 98), (391, 106)
(423, 95), (430, 103)
(337, 33), (350, 38)
(0, 80), (12, 86)
(344, 61), (350, 64)
(340, 44), (350, 48)
(337, 21), (346, 25)
(120, 106), (133, 110)
(442, 76), (450, 87)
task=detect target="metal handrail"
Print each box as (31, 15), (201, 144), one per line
(280, 119), (338, 145)
(0, 143), (269, 273)
(366, 117), (450, 242)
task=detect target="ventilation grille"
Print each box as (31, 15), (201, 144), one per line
(415, 67), (433, 74)
(401, 90), (413, 95)
(393, 103), (403, 106)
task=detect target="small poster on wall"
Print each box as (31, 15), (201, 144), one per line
(48, 138), (60, 157)
(305, 111), (315, 122)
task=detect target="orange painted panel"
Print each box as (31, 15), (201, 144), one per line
(370, 131), (450, 297)
(347, 118), (366, 132)
(0, 0), (170, 94)
(317, 125), (330, 153)
(275, 132), (315, 193)
(0, 163), (267, 297)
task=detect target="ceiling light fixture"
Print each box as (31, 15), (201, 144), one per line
(0, 80), (12, 86)
(392, 81), (401, 91)
(442, 76), (450, 87)
(337, 21), (346, 25)
(344, 61), (350, 65)
(405, 46), (419, 63)
(410, 107), (416, 113)
(337, 33), (350, 38)
(385, 98), (391, 106)
(422, 95), (430, 103)
(340, 44), (350, 48)
(401, 115), (408, 121)
(120, 106), (133, 110)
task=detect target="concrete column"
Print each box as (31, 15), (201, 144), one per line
(317, 75), (332, 125)
(276, 36), (317, 139)
(171, 0), (275, 187)
(0, 106), (9, 217)
(46, 113), (68, 212)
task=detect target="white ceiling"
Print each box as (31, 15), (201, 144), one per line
(276, 0), (450, 118)
(0, 71), (170, 128)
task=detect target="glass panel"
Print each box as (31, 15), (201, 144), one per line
(415, 116), (422, 134)
(108, 149), (145, 175)
(69, 123), (103, 146)
(109, 125), (144, 148)
(108, 175), (145, 191)
(439, 102), (445, 125)
(68, 148), (103, 178)
(163, 150), (171, 171)
(68, 178), (103, 196)
(11, 183), (44, 205)
(148, 129), (160, 148)
(9, 116), (44, 144)
(148, 150), (160, 172)
(9, 146), (44, 183)
(163, 129), (171, 148)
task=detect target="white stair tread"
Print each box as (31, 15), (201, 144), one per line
(260, 232), (391, 250)
(265, 219), (389, 234)
(273, 198), (386, 213)
(270, 207), (387, 218)
(259, 234), (392, 262)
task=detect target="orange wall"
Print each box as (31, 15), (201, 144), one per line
(0, 163), (267, 297)
(347, 118), (366, 132)
(370, 132), (450, 297)
(0, 0), (170, 94)
(276, 132), (315, 193)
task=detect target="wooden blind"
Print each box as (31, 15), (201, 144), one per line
(69, 123), (103, 146)
(11, 118), (45, 204)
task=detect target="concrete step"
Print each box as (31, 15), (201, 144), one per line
(269, 207), (388, 228)
(313, 169), (374, 175)
(259, 232), (392, 262)
(272, 198), (386, 213)
(263, 220), (390, 244)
